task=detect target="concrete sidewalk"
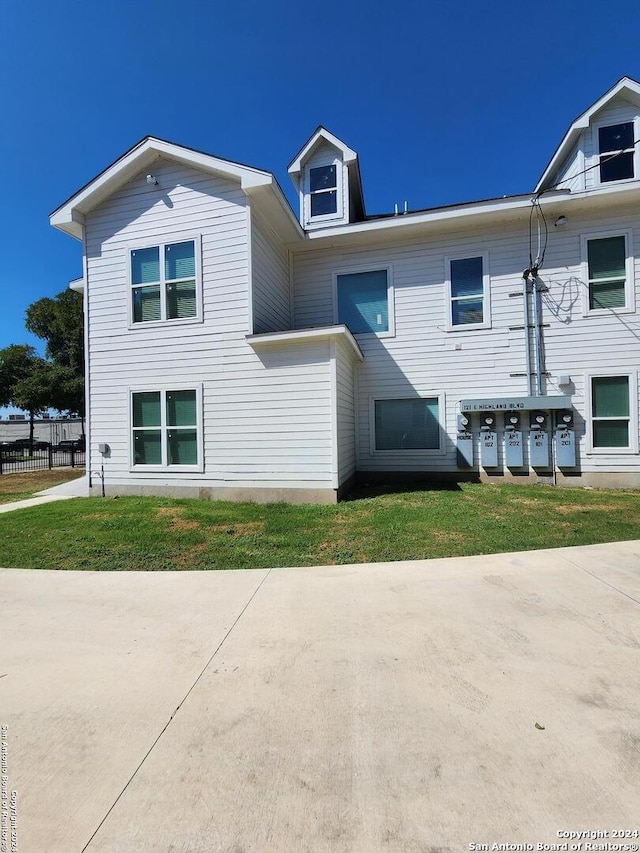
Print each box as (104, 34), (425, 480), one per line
(2, 542), (640, 852)
(0, 474), (89, 514)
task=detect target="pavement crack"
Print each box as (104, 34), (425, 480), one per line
(561, 554), (640, 607)
(80, 567), (273, 852)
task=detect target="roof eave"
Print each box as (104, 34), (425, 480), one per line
(288, 127), (358, 175)
(50, 137), (274, 237)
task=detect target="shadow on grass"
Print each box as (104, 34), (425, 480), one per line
(343, 479), (469, 502)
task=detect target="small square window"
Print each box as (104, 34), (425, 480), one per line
(374, 398), (440, 450)
(337, 269), (389, 334)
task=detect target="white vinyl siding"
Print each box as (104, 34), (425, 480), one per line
(251, 209), (291, 333)
(293, 201), (640, 477)
(84, 161), (338, 494)
(334, 337), (357, 485)
(550, 140), (585, 194)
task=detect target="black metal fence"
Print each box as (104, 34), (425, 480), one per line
(0, 446), (86, 475)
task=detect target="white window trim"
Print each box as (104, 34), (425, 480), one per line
(584, 370), (638, 455)
(592, 117), (640, 189)
(369, 392), (446, 456)
(127, 233), (203, 329)
(580, 229), (635, 317)
(304, 155), (344, 225)
(128, 383), (204, 472)
(444, 251), (491, 332)
(332, 263), (395, 338)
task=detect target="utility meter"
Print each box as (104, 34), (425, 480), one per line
(457, 413), (470, 432)
(505, 412), (521, 431)
(555, 409), (574, 429)
(480, 413), (496, 431)
(529, 411), (548, 431)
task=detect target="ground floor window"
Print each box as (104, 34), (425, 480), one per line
(590, 376), (631, 449)
(132, 388), (200, 467)
(374, 397), (440, 450)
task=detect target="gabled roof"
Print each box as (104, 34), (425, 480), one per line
(51, 136), (302, 241)
(287, 126), (358, 175)
(536, 76), (640, 192)
(287, 126), (366, 221)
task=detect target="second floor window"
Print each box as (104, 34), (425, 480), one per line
(448, 256), (488, 328)
(587, 235), (628, 310)
(336, 268), (390, 334)
(131, 239), (198, 323)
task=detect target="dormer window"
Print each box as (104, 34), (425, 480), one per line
(289, 127), (364, 229)
(598, 122), (635, 182)
(309, 165), (338, 216)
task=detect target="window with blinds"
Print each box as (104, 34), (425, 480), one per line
(337, 269), (389, 334)
(587, 236), (627, 310)
(131, 239), (198, 323)
(591, 376), (630, 448)
(449, 256), (486, 326)
(132, 389), (199, 466)
(374, 398), (440, 450)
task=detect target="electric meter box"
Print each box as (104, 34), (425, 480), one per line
(554, 409), (576, 467)
(480, 430), (498, 468)
(529, 427), (550, 467)
(456, 413), (474, 468)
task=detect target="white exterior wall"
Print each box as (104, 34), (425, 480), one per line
(292, 199), (640, 480)
(333, 337), (358, 486)
(84, 160), (336, 498)
(250, 207), (291, 333)
(552, 140), (585, 193)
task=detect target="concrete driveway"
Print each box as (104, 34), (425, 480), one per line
(2, 542), (640, 852)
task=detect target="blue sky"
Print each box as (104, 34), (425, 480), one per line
(3, 0), (640, 368)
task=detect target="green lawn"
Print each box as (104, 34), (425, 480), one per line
(1, 482), (639, 570)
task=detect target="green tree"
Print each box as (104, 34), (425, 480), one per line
(0, 345), (54, 453)
(25, 289), (84, 422)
